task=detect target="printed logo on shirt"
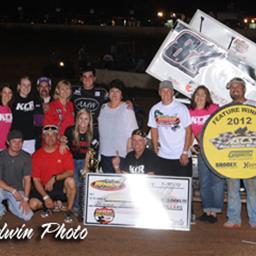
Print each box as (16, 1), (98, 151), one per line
(129, 165), (145, 174)
(74, 97), (99, 112)
(154, 110), (180, 130)
(191, 115), (210, 126)
(0, 113), (12, 123)
(95, 91), (100, 97)
(16, 101), (34, 112)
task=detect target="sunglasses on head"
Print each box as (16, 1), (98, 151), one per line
(43, 126), (58, 133)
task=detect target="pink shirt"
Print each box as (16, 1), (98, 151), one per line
(0, 105), (13, 150)
(189, 103), (218, 141)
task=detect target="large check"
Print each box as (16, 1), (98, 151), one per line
(84, 173), (192, 231)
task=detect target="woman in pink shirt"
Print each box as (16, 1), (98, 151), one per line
(0, 84), (13, 151)
(44, 80), (74, 136)
(189, 85), (225, 224)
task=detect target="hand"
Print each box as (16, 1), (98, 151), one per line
(59, 142), (68, 155)
(19, 200), (31, 215)
(45, 177), (55, 192)
(44, 197), (54, 209)
(112, 151), (121, 166)
(126, 100), (133, 109)
(42, 103), (50, 113)
(12, 190), (23, 201)
(179, 153), (189, 166)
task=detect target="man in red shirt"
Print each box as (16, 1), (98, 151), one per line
(29, 124), (76, 223)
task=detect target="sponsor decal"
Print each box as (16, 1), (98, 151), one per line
(74, 98), (99, 112)
(94, 207), (115, 224)
(228, 150), (253, 160)
(91, 179), (125, 191)
(202, 104), (256, 179)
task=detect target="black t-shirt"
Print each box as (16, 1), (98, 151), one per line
(124, 148), (159, 174)
(71, 85), (108, 127)
(65, 125), (90, 160)
(11, 94), (35, 140)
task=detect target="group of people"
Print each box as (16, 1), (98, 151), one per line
(0, 67), (255, 228)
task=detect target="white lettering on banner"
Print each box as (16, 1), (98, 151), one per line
(16, 101), (34, 112)
(0, 113), (12, 122)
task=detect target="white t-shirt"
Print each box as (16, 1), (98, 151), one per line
(148, 100), (192, 159)
(98, 102), (138, 157)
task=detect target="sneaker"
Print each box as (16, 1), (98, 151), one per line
(64, 210), (73, 223)
(207, 215), (218, 224)
(53, 200), (66, 212)
(223, 222), (241, 228)
(197, 213), (210, 222)
(40, 209), (52, 218)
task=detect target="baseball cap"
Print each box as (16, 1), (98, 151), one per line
(159, 80), (174, 90)
(37, 77), (52, 86)
(226, 77), (245, 89)
(7, 130), (23, 142)
(42, 124), (59, 134)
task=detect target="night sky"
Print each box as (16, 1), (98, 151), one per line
(0, 0), (253, 17)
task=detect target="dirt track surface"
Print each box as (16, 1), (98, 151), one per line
(1, 202), (255, 256)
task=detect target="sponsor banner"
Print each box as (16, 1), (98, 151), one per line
(84, 173), (192, 231)
(201, 104), (256, 178)
(146, 20), (256, 106)
(190, 9), (256, 70)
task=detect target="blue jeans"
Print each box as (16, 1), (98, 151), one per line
(101, 155), (125, 173)
(73, 159), (85, 210)
(198, 154), (225, 213)
(227, 178), (256, 225)
(0, 189), (33, 221)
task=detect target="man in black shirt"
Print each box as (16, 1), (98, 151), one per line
(71, 66), (108, 138)
(112, 129), (159, 174)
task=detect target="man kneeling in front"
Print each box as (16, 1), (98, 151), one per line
(29, 124), (76, 223)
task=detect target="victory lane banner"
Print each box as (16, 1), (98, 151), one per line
(84, 173), (192, 231)
(201, 104), (256, 179)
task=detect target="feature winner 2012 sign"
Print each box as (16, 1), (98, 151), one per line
(84, 173), (192, 231)
(202, 104), (256, 178)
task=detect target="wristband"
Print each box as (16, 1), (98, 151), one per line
(182, 151), (189, 155)
(43, 195), (50, 201)
(23, 196), (29, 202)
(12, 189), (17, 195)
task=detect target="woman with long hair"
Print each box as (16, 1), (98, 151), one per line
(189, 85), (225, 223)
(0, 83), (13, 151)
(44, 80), (74, 136)
(64, 108), (93, 214)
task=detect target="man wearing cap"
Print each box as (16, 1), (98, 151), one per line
(34, 76), (53, 149)
(147, 80), (192, 177)
(224, 77), (256, 229)
(30, 124), (76, 223)
(0, 130), (33, 221)
(112, 129), (159, 174)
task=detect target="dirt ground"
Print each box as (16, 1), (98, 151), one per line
(1, 202), (256, 256)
